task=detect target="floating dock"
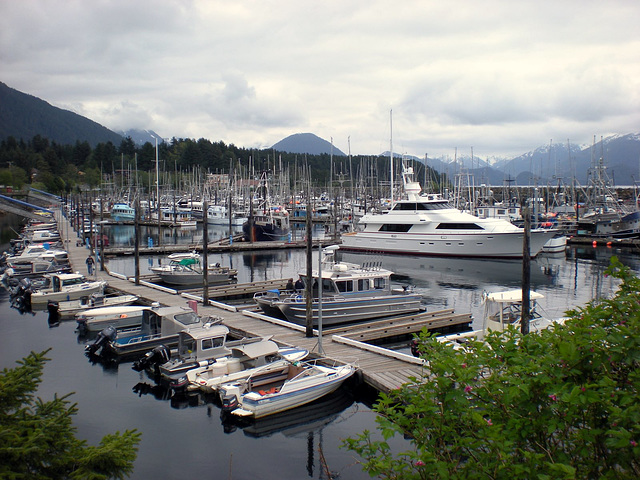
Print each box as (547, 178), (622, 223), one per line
(55, 209), (473, 394)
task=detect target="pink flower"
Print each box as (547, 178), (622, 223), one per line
(581, 386), (586, 392)
(631, 440), (638, 447)
(461, 363), (467, 368)
(549, 394), (557, 401)
(485, 418), (493, 426)
(464, 385), (473, 393)
(415, 460), (425, 466)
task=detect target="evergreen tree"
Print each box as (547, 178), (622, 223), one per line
(0, 349), (141, 479)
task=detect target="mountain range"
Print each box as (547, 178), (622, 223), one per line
(1, 81), (639, 185)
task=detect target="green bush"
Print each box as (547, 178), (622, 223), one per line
(344, 257), (640, 479)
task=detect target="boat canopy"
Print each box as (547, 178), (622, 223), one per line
(485, 290), (544, 303)
(178, 258), (199, 266)
(231, 339), (279, 359)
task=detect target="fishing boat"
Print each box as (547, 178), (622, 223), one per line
(150, 252), (237, 286)
(76, 305), (152, 332)
(253, 245), (424, 327)
(110, 203), (136, 222)
(242, 171), (291, 242)
(28, 273), (107, 307)
(219, 358), (357, 418)
(206, 204), (248, 226)
(340, 162), (556, 258)
(87, 305), (222, 357)
(1, 259), (72, 285)
(184, 344), (309, 393)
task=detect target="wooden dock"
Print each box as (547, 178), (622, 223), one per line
(55, 209), (473, 394)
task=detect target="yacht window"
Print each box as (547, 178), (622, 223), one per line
(417, 201), (450, 210)
(336, 280), (354, 293)
(201, 337), (224, 350)
(379, 224), (412, 232)
(358, 278), (372, 291)
(373, 277), (386, 289)
(435, 223), (485, 230)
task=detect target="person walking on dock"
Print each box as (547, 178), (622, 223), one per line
(86, 255), (95, 276)
(294, 275), (305, 292)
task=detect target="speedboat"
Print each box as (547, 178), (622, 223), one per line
(150, 252), (237, 286)
(340, 162), (556, 258)
(184, 344), (309, 393)
(219, 358), (357, 419)
(28, 273), (107, 307)
(253, 245), (424, 327)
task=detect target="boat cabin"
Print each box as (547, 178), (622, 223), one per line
(176, 323), (230, 362)
(50, 273), (90, 292)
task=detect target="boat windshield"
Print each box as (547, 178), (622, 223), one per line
(174, 311), (201, 326)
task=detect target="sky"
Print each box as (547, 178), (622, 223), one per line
(2, 0), (640, 159)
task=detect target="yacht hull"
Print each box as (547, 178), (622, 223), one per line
(340, 228), (555, 259)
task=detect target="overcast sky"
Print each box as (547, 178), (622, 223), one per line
(2, 0), (639, 159)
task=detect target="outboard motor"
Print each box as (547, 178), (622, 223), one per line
(132, 345), (171, 372)
(85, 325), (117, 356)
(47, 301), (60, 327)
(220, 385), (241, 412)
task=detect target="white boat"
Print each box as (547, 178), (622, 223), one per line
(3, 244), (69, 265)
(206, 204), (248, 226)
(541, 234), (568, 253)
(219, 358), (357, 418)
(53, 293), (140, 317)
(28, 273), (107, 306)
(413, 288), (567, 356)
(25, 229), (61, 243)
(482, 289), (566, 334)
(340, 162), (556, 258)
(253, 245), (424, 327)
(132, 325), (283, 386)
(76, 305), (152, 332)
(150, 252), (237, 286)
(184, 344), (309, 393)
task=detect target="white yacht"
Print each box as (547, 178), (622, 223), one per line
(341, 163), (555, 258)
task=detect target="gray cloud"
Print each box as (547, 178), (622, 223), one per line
(1, 0), (639, 158)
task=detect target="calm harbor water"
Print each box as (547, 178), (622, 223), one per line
(2, 216), (640, 479)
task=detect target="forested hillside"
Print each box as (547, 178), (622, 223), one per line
(0, 134), (440, 196)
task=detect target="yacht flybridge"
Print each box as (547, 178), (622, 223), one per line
(341, 163), (555, 258)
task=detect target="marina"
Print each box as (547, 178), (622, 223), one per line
(1, 208), (639, 480)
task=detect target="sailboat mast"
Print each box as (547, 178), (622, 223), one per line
(389, 109), (393, 202)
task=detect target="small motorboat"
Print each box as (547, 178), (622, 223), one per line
(53, 293), (140, 317)
(183, 344), (309, 393)
(28, 273), (107, 307)
(151, 252), (237, 286)
(219, 358), (357, 419)
(76, 305), (152, 332)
